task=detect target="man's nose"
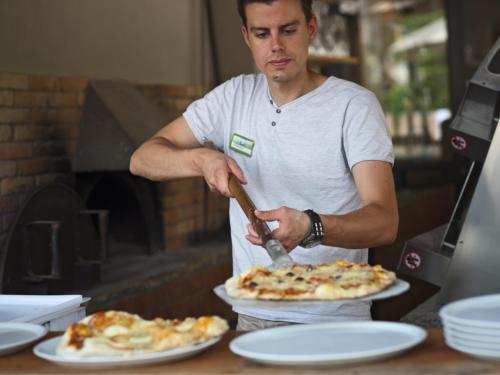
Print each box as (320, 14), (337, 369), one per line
(271, 33), (284, 52)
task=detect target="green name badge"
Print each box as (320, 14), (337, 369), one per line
(230, 133), (255, 157)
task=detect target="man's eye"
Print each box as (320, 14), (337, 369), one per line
(255, 32), (268, 39)
(283, 28), (297, 34)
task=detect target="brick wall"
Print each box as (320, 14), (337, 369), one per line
(0, 71), (229, 256)
(137, 83), (230, 250)
(158, 178), (229, 250)
(0, 72), (85, 254)
(137, 83), (205, 118)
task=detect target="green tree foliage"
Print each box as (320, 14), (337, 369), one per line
(385, 11), (450, 112)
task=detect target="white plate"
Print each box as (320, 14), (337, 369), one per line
(445, 337), (500, 362)
(443, 321), (500, 336)
(214, 278), (409, 309)
(229, 321), (426, 366)
(33, 336), (221, 369)
(444, 333), (500, 351)
(0, 323), (47, 356)
(444, 324), (500, 342)
(439, 294), (500, 328)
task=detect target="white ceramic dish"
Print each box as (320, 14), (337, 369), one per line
(444, 324), (500, 343)
(443, 321), (500, 336)
(0, 323), (47, 356)
(229, 321), (426, 366)
(439, 294), (500, 328)
(33, 336), (221, 369)
(445, 332), (500, 351)
(214, 278), (409, 309)
(445, 337), (500, 362)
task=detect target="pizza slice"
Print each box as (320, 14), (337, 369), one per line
(56, 311), (229, 357)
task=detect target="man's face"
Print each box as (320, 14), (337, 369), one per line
(241, 0), (317, 84)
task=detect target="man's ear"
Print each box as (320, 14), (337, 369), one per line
(308, 15), (318, 41)
(241, 25), (251, 48)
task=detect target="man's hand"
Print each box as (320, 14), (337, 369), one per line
(198, 149), (246, 197)
(245, 207), (311, 251)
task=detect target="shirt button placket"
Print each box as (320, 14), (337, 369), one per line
(271, 107), (281, 127)
(270, 107), (281, 166)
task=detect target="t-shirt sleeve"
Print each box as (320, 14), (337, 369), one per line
(342, 91), (394, 170)
(182, 81), (232, 150)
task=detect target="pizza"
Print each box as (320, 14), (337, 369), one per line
(56, 311), (229, 357)
(225, 259), (396, 300)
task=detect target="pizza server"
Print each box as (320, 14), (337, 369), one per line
(228, 174), (295, 268)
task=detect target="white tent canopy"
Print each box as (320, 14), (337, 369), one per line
(389, 17), (447, 54)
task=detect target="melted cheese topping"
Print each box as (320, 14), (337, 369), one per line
(225, 259), (396, 300)
(56, 311), (229, 357)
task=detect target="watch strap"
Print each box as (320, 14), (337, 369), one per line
(300, 209), (324, 248)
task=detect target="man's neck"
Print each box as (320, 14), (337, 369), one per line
(267, 70), (327, 107)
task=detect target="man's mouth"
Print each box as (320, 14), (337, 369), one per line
(268, 58), (292, 68)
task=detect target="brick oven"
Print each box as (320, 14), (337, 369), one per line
(73, 80), (169, 257)
(0, 72), (235, 323)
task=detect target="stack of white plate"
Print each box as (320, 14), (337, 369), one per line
(439, 294), (500, 362)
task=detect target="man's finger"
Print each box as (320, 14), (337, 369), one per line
(214, 168), (232, 196)
(228, 157), (247, 184)
(246, 234), (263, 245)
(218, 186), (232, 197)
(247, 223), (258, 237)
(254, 209), (278, 221)
(245, 235), (258, 245)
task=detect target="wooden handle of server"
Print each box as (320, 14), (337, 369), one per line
(228, 174), (272, 243)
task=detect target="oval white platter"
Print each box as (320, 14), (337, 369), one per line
(230, 321), (426, 366)
(214, 278), (409, 309)
(33, 336), (221, 369)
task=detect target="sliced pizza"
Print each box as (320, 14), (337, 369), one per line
(56, 311), (229, 357)
(225, 259), (396, 300)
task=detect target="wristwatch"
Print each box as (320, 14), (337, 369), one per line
(300, 209), (324, 248)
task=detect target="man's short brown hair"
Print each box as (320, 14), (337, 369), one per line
(237, 0), (313, 27)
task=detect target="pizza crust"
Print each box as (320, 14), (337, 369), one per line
(225, 260), (396, 301)
(56, 311), (229, 357)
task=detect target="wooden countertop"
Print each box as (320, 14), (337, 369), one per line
(1, 329), (500, 375)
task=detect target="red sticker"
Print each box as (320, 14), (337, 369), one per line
(451, 135), (467, 151)
(404, 251), (422, 270)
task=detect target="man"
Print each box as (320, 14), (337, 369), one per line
(130, 0), (398, 330)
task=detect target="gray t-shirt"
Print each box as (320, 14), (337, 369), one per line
(183, 73), (394, 323)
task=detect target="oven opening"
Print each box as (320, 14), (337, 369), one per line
(86, 175), (149, 257)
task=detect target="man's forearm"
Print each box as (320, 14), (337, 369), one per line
(130, 137), (206, 181)
(319, 204), (398, 249)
